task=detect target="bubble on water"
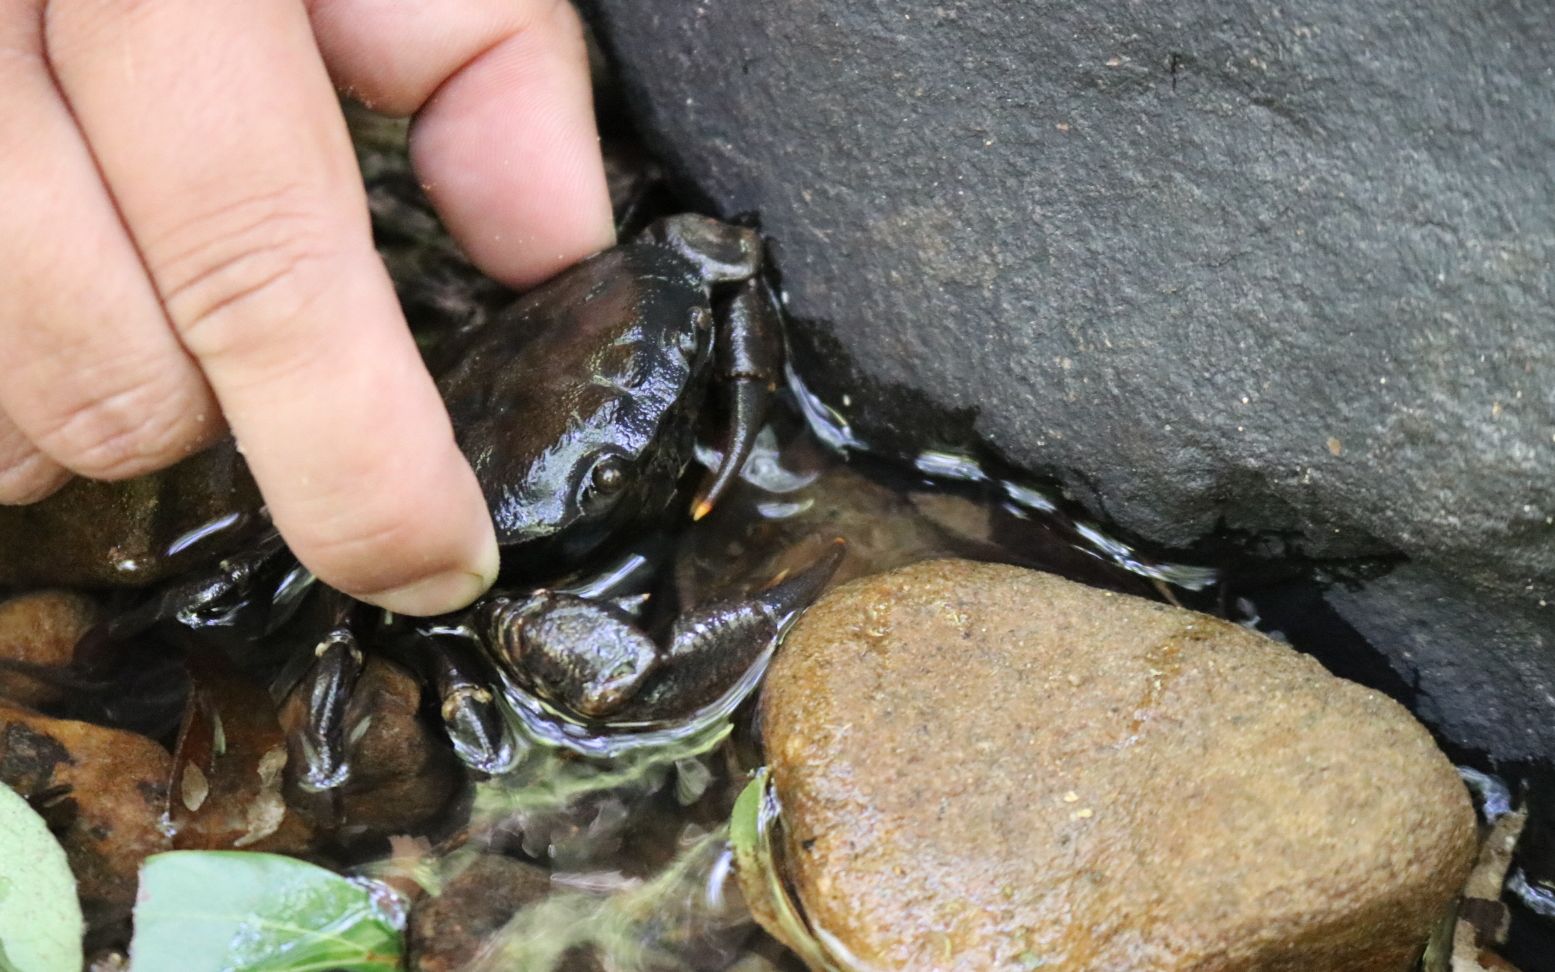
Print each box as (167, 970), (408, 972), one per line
(1072, 522), (1219, 591)
(786, 362), (867, 453)
(1001, 480), (1058, 513)
(164, 512), (248, 558)
(1458, 766), (1513, 821)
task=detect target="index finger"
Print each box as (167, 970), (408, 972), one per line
(45, 0), (499, 614)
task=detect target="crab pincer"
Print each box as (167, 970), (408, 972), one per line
(480, 538), (846, 726)
(644, 214), (786, 521)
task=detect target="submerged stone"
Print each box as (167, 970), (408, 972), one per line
(0, 441), (259, 588)
(0, 704), (172, 933)
(760, 560), (1475, 971)
(0, 591), (98, 708)
(408, 855), (602, 972)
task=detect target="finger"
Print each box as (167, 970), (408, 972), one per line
(307, 0), (613, 287)
(0, 411), (69, 505)
(45, 0), (499, 615)
(0, 3), (220, 481)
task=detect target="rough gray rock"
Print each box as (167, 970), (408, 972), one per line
(1324, 564), (1555, 762)
(585, 0), (1555, 757)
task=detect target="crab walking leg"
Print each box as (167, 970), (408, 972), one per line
(693, 278), (786, 519)
(288, 599), (365, 791)
(626, 539), (847, 721)
(75, 529), (289, 657)
(425, 635), (526, 775)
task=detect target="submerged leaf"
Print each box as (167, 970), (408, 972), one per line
(730, 770), (856, 972)
(129, 851), (403, 972)
(168, 652), (308, 853)
(464, 827), (746, 972)
(0, 782), (83, 972)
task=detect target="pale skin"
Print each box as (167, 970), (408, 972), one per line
(0, 0), (615, 615)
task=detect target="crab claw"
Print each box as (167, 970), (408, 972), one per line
(745, 536), (849, 624)
(646, 214), (762, 284)
(625, 538), (848, 721)
(693, 278), (785, 520)
(481, 592), (663, 720)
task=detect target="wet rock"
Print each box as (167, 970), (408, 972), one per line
(1321, 564), (1555, 762)
(408, 855), (599, 972)
(761, 560), (1476, 971)
(0, 591), (97, 708)
(586, 0), (1555, 760)
(0, 704), (172, 930)
(0, 440), (260, 587)
(338, 658), (463, 837)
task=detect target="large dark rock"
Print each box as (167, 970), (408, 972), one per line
(1324, 564), (1555, 762)
(585, 1), (1555, 757)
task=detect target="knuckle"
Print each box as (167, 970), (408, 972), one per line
(30, 371), (206, 480)
(150, 185), (338, 365)
(0, 450), (69, 505)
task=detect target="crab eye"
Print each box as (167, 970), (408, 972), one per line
(590, 457), (627, 495)
(579, 455), (629, 513)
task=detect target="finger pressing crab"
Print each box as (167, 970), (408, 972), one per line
(67, 213), (816, 788)
(278, 213), (823, 782)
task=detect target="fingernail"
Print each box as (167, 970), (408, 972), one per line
(359, 531), (500, 616)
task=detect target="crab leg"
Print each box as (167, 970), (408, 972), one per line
(425, 635), (526, 775)
(693, 278), (786, 519)
(287, 595), (364, 792)
(76, 530), (290, 658)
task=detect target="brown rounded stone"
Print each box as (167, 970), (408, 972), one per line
(760, 560), (1476, 972)
(0, 704), (172, 931)
(409, 855), (601, 972)
(0, 440), (259, 587)
(0, 591), (98, 707)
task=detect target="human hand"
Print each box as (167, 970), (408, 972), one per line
(0, 0), (614, 614)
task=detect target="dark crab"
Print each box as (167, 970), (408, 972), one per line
(438, 213), (787, 560)
(270, 213), (841, 784)
(60, 214), (837, 788)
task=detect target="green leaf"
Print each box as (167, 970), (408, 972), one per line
(730, 770), (854, 972)
(129, 851), (404, 972)
(0, 783), (83, 972)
